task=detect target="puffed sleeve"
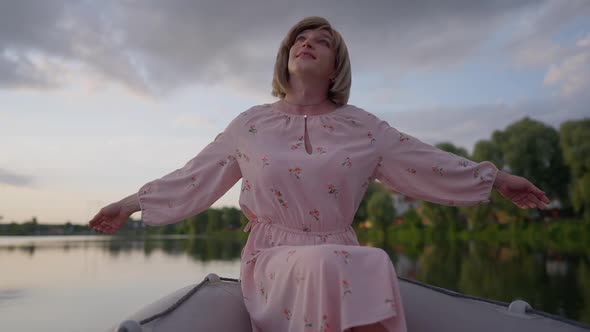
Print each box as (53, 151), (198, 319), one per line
(137, 116), (242, 226)
(374, 119), (498, 206)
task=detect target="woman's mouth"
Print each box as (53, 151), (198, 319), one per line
(297, 52), (316, 59)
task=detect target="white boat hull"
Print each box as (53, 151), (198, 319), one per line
(109, 273), (589, 332)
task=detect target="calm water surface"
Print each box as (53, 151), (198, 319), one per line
(1, 235), (589, 331)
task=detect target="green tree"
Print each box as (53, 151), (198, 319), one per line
(206, 209), (222, 233)
(402, 209), (423, 229)
(240, 212), (249, 230)
(175, 219), (190, 234)
(367, 190), (395, 245)
(354, 182), (381, 226)
(560, 119), (590, 222)
(465, 138), (528, 228)
(436, 141), (469, 158)
(492, 117), (570, 205)
(187, 211), (209, 235)
(578, 262), (590, 323)
(157, 222), (180, 235)
(20, 217), (39, 235)
(466, 139), (501, 228)
(221, 207), (242, 230)
(472, 139), (503, 169)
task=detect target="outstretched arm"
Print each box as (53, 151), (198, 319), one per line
(373, 117), (550, 209)
(88, 112), (245, 234)
(88, 193), (140, 234)
(493, 171), (550, 209)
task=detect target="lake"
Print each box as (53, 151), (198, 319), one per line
(1, 235), (588, 331)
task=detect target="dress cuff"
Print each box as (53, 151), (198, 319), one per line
(137, 182), (153, 226)
(475, 161), (499, 204)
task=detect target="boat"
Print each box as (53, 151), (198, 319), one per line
(109, 273), (590, 332)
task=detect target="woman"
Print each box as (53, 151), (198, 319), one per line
(89, 16), (549, 332)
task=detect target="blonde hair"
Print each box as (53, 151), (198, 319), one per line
(271, 16), (352, 105)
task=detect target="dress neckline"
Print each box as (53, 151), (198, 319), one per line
(270, 102), (348, 118)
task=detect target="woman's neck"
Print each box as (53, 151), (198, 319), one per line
(282, 75), (334, 115)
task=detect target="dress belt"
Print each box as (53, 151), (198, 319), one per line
(243, 217), (272, 233)
(243, 217), (353, 236)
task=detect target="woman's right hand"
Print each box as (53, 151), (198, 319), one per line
(88, 201), (133, 234)
(493, 171), (550, 209)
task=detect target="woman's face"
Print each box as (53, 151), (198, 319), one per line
(287, 28), (336, 81)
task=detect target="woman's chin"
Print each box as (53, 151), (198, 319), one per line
(290, 64), (324, 76)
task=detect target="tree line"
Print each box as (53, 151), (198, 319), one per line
(2, 116), (588, 237)
(357, 116), (590, 247)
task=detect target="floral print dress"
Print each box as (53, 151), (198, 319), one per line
(138, 103), (498, 332)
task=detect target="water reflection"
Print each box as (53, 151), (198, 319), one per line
(87, 236), (247, 261)
(0, 289), (25, 305)
(0, 235), (588, 325)
(382, 240), (590, 325)
(0, 235), (248, 262)
(0, 235), (245, 332)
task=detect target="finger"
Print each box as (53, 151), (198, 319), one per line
(532, 192), (550, 207)
(526, 193), (545, 209)
(516, 194), (534, 209)
(529, 184), (545, 196)
(513, 193), (529, 206)
(513, 198), (527, 209)
(514, 200), (526, 209)
(537, 195), (550, 209)
(88, 213), (104, 227)
(528, 192), (543, 209)
(90, 218), (105, 230)
(105, 225), (116, 235)
(96, 215), (111, 228)
(96, 216), (112, 228)
(97, 223), (111, 233)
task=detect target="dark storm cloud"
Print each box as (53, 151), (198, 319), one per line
(1, 0), (542, 96)
(0, 168), (34, 187)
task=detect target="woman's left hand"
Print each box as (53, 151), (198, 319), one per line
(493, 171), (551, 209)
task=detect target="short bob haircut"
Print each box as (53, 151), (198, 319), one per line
(271, 16), (352, 105)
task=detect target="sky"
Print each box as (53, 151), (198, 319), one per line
(1, 0), (589, 224)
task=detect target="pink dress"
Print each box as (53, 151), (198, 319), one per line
(138, 103), (498, 332)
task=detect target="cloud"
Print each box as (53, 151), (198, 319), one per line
(0, 1), (74, 89)
(544, 34), (590, 96)
(499, 1), (590, 99)
(373, 93), (590, 153)
(0, 0), (541, 97)
(170, 113), (216, 130)
(0, 168), (34, 187)
(507, 0), (590, 68)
